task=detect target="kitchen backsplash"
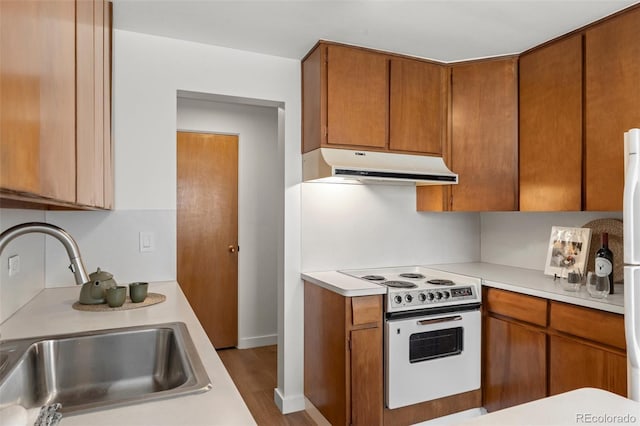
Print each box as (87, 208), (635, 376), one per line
(0, 208), (175, 323)
(480, 211), (623, 270)
(45, 210), (176, 286)
(301, 183), (481, 271)
(0, 208), (46, 323)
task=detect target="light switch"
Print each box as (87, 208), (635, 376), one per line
(139, 232), (155, 252)
(8, 255), (20, 276)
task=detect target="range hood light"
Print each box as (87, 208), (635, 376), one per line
(303, 148), (458, 186)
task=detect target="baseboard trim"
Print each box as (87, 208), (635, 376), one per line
(304, 398), (331, 426)
(274, 388), (305, 414)
(237, 334), (277, 349)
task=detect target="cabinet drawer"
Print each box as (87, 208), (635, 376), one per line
(549, 302), (626, 350)
(351, 296), (382, 326)
(486, 288), (547, 327)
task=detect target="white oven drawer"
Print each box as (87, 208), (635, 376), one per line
(385, 309), (481, 409)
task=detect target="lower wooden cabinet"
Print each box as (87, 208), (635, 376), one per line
(304, 282), (383, 426)
(483, 316), (547, 412)
(549, 334), (627, 396)
(483, 288), (627, 412)
(351, 327), (384, 425)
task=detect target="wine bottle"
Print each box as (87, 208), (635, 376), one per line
(595, 232), (614, 294)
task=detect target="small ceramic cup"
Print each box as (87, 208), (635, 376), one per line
(129, 282), (149, 303)
(106, 286), (127, 307)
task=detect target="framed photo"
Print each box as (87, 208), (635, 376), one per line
(544, 226), (592, 277)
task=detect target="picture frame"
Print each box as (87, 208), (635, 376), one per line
(544, 226), (592, 277)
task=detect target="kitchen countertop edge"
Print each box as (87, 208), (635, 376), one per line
(301, 271), (387, 297)
(426, 262), (625, 315)
(303, 263), (624, 314)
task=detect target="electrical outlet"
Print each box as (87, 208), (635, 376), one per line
(8, 255), (20, 276)
(139, 232), (155, 252)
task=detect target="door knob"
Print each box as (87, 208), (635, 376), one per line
(228, 245), (236, 253)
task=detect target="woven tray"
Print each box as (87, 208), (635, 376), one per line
(72, 292), (166, 312)
(582, 219), (624, 283)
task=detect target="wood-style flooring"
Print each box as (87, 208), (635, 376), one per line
(217, 345), (316, 426)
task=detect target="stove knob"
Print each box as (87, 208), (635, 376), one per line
(405, 294), (413, 303)
(418, 293), (427, 302)
(435, 291), (443, 300)
(394, 295), (403, 305)
(427, 292), (435, 301)
(443, 291), (450, 299)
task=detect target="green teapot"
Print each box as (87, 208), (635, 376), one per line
(78, 267), (117, 305)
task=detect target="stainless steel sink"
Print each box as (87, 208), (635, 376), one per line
(0, 322), (212, 415)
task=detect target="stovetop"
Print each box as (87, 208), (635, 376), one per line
(339, 266), (481, 313)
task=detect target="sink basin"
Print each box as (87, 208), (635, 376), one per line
(0, 322), (211, 415)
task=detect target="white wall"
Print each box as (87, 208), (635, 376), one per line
(302, 184), (480, 270)
(176, 97), (280, 349)
(0, 209), (46, 323)
(481, 211), (623, 270)
(111, 29), (304, 413)
(44, 210), (175, 286)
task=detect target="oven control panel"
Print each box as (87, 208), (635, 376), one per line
(387, 285), (479, 311)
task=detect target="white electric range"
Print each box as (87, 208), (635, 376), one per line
(339, 266), (482, 409)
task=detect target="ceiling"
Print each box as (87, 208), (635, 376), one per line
(112, 0), (639, 63)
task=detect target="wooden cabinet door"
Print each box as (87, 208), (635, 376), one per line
(585, 7), (640, 211)
(483, 316), (547, 412)
(389, 59), (447, 154)
(519, 35), (583, 211)
(77, 0), (106, 208)
(0, 0), (76, 202)
(450, 59), (518, 211)
(350, 327), (383, 426)
(549, 334), (627, 396)
(326, 45), (388, 149)
(102, 0), (113, 209)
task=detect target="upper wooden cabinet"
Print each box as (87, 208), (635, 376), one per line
(450, 58), (518, 211)
(0, 0), (113, 210)
(0, 1), (76, 203)
(326, 45), (388, 150)
(585, 7), (640, 211)
(519, 35), (583, 211)
(77, 0), (113, 209)
(302, 42), (447, 155)
(389, 58), (447, 154)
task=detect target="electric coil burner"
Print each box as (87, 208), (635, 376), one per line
(427, 278), (455, 286)
(399, 273), (425, 279)
(362, 275), (386, 281)
(382, 280), (417, 289)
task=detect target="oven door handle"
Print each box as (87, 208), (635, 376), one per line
(417, 315), (462, 326)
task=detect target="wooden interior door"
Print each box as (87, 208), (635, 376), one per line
(177, 132), (239, 348)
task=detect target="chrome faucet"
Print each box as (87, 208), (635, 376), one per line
(0, 222), (89, 285)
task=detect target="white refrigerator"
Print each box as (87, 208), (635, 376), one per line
(624, 128), (640, 401)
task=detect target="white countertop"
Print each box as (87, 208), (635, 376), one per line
(302, 262), (625, 314)
(301, 271), (387, 297)
(0, 282), (256, 426)
(427, 262), (624, 314)
(456, 388), (640, 425)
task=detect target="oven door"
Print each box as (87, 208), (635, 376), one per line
(385, 308), (481, 409)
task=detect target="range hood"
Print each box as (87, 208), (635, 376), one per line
(302, 148), (458, 186)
